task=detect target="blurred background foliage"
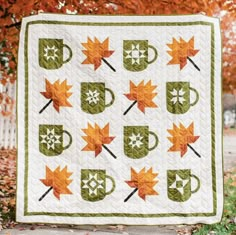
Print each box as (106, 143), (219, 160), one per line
(0, 0), (235, 93)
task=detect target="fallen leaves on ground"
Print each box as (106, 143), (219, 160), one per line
(108, 225), (125, 231)
(225, 168), (236, 186)
(176, 225), (198, 235)
(0, 149), (17, 230)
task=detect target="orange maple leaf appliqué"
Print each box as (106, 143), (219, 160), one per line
(124, 80), (157, 114)
(40, 79), (72, 113)
(167, 122), (200, 157)
(82, 37), (114, 70)
(125, 167), (159, 201)
(40, 166), (73, 200)
(167, 37), (200, 70)
(82, 123), (115, 157)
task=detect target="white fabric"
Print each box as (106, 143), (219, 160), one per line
(17, 14), (223, 225)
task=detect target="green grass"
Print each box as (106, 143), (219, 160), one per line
(194, 170), (236, 235)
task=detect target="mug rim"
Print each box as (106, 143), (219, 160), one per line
(39, 38), (63, 41)
(81, 82), (105, 85)
(167, 81), (190, 85)
(123, 40), (148, 43)
(39, 124), (63, 128)
(81, 169), (106, 174)
(124, 125), (149, 128)
(168, 169), (191, 174)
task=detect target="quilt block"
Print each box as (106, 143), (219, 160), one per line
(17, 14), (223, 224)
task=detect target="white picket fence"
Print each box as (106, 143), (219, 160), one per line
(0, 82), (16, 149)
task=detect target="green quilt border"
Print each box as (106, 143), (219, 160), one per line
(22, 20), (216, 217)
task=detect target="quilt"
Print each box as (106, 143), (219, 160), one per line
(17, 14), (223, 225)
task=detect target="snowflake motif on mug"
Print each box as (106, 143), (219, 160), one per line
(40, 128), (61, 150)
(170, 88), (186, 105)
(85, 90), (100, 104)
(129, 133), (144, 148)
(44, 45), (58, 61)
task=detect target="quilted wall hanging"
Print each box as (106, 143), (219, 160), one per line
(17, 14), (223, 225)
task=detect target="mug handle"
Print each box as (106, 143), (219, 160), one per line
(148, 131), (159, 151)
(105, 88), (115, 107)
(62, 130), (73, 150)
(63, 44), (73, 64)
(190, 174), (201, 194)
(105, 175), (116, 195)
(189, 87), (199, 106)
(147, 45), (158, 64)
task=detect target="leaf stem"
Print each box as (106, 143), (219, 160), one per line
(187, 144), (201, 158)
(124, 188), (138, 202)
(123, 100), (137, 115)
(187, 57), (200, 71)
(102, 144), (117, 159)
(101, 58), (116, 72)
(39, 99), (53, 114)
(39, 186), (53, 201)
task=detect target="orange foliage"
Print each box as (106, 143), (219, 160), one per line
(0, 0), (235, 92)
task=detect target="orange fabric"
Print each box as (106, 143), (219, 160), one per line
(40, 166), (73, 200)
(167, 122), (199, 157)
(124, 80), (157, 113)
(125, 167), (158, 200)
(82, 37), (114, 70)
(167, 37), (199, 69)
(82, 123), (115, 156)
(40, 79), (72, 112)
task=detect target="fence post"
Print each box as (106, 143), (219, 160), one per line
(0, 81), (16, 149)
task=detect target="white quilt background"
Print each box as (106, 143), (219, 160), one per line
(17, 14), (223, 224)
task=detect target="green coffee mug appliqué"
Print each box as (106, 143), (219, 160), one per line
(124, 126), (159, 159)
(39, 124), (72, 156)
(123, 40), (158, 72)
(167, 169), (200, 202)
(39, 38), (72, 69)
(166, 82), (199, 114)
(81, 82), (115, 114)
(81, 169), (115, 202)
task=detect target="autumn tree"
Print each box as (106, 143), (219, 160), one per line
(0, 0), (235, 92)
